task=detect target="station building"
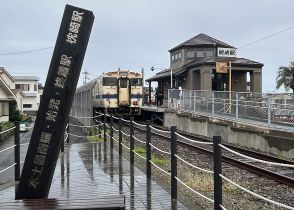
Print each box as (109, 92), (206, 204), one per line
(146, 33), (263, 103)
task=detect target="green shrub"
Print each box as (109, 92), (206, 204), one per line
(0, 122), (14, 130)
(9, 100), (21, 122)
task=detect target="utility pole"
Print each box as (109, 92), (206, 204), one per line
(82, 70), (89, 84)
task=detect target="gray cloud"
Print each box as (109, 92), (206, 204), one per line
(0, 0), (293, 91)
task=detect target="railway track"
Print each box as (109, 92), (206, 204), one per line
(117, 121), (294, 188)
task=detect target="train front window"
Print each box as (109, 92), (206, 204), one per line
(119, 79), (128, 88)
(103, 77), (117, 86)
(130, 78), (142, 86)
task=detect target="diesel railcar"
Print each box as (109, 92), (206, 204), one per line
(93, 70), (143, 115)
(71, 70), (143, 123)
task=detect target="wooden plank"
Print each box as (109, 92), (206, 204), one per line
(0, 195), (125, 209)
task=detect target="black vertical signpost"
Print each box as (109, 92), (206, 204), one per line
(213, 135), (222, 210)
(16, 5), (94, 199)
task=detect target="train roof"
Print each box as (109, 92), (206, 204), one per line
(75, 69), (142, 93)
(102, 70), (142, 76)
(75, 79), (97, 93)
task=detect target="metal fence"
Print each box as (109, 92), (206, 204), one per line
(168, 89), (294, 131)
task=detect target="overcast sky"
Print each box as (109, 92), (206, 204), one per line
(0, 0), (293, 92)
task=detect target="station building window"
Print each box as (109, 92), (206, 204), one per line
(206, 50), (214, 57)
(196, 50), (204, 58)
(171, 55), (175, 61)
(186, 50), (195, 59)
(172, 52), (182, 61)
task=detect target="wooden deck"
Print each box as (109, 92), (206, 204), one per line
(0, 196), (125, 209)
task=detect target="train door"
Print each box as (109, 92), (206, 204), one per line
(118, 78), (130, 106)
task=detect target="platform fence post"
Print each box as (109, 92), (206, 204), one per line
(267, 95), (271, 126)
(110, 115), (113, 148)
(213, 135), (222, 210)
(146, 120), (151, 178)
(190, 90), (192, 111)
(14, 121), (20, 182)
(130, 117), (134, 164)
(236, 93), (239, 121)
(103, 112), (107, 142)
(61, 130), (64, 152)
(97, 113), (101, 139)
(119, 116), (122, 155)
(212, 92), (215, 116)
(171, 125), (177, 200)
(67, 117), (70, 144)
(193, 91), (196, 112)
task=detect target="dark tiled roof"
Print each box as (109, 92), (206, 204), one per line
(184, 57), (263, 68)
(175, 57), (263, 75)
(146, 57), (263, 81)
(169, 33), (235, 52)
(145, 69), (171, 81)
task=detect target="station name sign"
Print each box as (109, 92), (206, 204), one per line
(217, 47), (237, 58)
(16, 5), (94, 199)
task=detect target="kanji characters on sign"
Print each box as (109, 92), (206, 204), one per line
(66, 10), (83, 44)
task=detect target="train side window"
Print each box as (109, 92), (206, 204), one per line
(130, 78), (142, 86)
(103, 77), (117, 86)
(119, 79), (128, 88)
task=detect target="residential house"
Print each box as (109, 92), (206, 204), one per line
(13, 76), (40, 114)
(0, 77), (15, 122)
(0, 67), (42, 121)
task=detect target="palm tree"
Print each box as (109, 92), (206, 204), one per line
(276, 61), (294, 92)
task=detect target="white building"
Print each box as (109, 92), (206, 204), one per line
(0, 67), (43, 122)
(0, 77), (15, 122)
(13, 76), (40, 114)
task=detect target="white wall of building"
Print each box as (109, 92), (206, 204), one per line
(0, 115), (9, 123)
(14, 78), (39, 113)
(0, 69), (15, 89)
(0, 101), (9, 122)
(0, 88), (7, 98)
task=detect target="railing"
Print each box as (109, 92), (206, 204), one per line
(0, 121), (72, 187)
(168, 89), (294, 131)
(92, 112), (294, 210)
(3, 114), (292, 209)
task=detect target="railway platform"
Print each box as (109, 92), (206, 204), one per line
(0, 130), (193, 209)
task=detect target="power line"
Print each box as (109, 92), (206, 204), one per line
(1, 25), (294, 56)
(0, 47), (53, 56)
(237, 25), (294, 49)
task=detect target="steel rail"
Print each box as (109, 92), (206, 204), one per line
(130, 123), (294, 187)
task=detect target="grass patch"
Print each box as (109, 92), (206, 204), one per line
(184, 171), (238, 193)
(152, 156), (167, 165)
(88, 135), (104, 142)
(134, 148), (146, 155)
(185, 172), (214, 192)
